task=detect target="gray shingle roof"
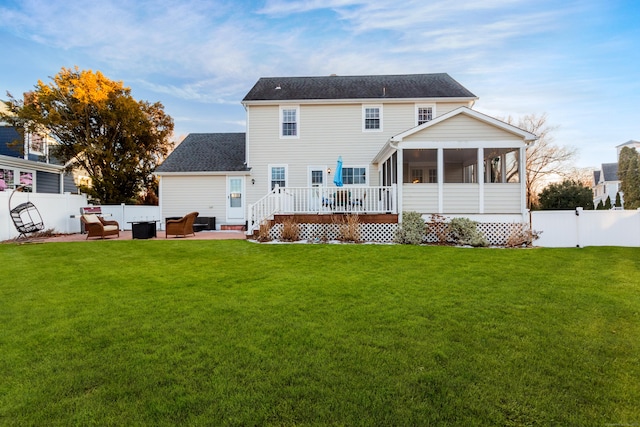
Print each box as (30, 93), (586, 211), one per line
(156, 133), (247, 173)
(242, 73), (477, 102)
(601, 162), (619, 182)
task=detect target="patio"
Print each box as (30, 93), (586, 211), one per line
(35, 229), (247, 243)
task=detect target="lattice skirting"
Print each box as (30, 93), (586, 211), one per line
(425, 222), (530, 246)
(268, 221), (530, 246)
(270, 222), (398, 242)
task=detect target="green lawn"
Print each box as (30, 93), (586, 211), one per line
(1, 241), (639, 426)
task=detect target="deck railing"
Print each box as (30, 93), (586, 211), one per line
(248, 185), (396, 233)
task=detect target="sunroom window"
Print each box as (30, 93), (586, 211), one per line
(444, 149), (478, 183)
(484, 148), (519, 183)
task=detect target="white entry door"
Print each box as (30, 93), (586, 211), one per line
(308, 167), (325, 211)
(227, 177), (245, 220)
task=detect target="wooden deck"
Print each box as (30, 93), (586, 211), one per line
(272, 213), (398, 224)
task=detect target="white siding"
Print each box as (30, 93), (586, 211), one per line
(403, 114), (520, 142)
(443, 184), (479, 213)
(160, 176), (227, 224)
(246, 101), (470, 206)
(484, 184), (521, 214)
(402, 184), (438, 212)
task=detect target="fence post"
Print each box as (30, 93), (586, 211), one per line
(575, 207), (583, 248)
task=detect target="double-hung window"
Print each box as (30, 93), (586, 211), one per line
(269, 165), (287, 190)
(280, 106), (299, 138)
(416, 104), (435, 126)
(342, 166), (367, 185)
(363, 105), (382, 131)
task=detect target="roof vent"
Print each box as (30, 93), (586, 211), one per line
(275, 85), (281, 90)
(330, 74), (337, 77)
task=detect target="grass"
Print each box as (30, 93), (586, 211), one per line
(0, 240), (639, 426)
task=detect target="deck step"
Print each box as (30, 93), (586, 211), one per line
(221, 224), (246, 231)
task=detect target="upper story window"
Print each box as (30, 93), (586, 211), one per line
(363, 105), (382, 132)
(280, 106), (299, 138)
(416, 104), (435, 126)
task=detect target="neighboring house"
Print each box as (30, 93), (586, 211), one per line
(592, 163), (620, 208)
(157, 73), (537, 238)
(0, 125), (77, 194)
(616, 139), (640, 158)
(590, 140), (640, 208)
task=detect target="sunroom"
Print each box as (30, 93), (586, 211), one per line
(374, 107), (537, 221)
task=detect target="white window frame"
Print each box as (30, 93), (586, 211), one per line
(362, 105), (382, 132)
(0, 167), (35, 192)
(279, 105), (299, 139)
(268, 164), (288, 190)
(341, 165), (368, 186)
(415, 104), (436, 126)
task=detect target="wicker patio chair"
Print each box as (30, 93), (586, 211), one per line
(81, 214), (120, 239)
(165, 212), (199, 238)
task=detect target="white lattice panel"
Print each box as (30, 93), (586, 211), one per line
(267, 221), (527, 246)
(270, 223), (398, 242)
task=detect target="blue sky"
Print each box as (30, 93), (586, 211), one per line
(1, 0), (638, 168)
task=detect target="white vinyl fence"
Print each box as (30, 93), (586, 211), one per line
(98, 205), (161, 231)
(1, 192), (88, 241)
(531, 208), (640, 247)
(1, 191), (163, 241)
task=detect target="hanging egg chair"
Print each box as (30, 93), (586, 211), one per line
(8, 185), (44, 238)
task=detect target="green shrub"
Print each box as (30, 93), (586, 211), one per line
(448, 217), (488, 247)
(394, 211), (426, 245)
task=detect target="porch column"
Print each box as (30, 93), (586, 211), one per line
(520, 146), (527, 217)
(396, 147), (403, 221)
(437, 148), (443, 213)
(478, 148), (484, 214)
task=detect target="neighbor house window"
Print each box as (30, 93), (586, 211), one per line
(342, 167), (367, 185)
(363, 105), (382, 131)
(269, 165), (287, 190)
(280, 106), (299, 138)
(0, 169), (14, 191)
(0, 168), (33, 191)
(416, 105), (435, 126)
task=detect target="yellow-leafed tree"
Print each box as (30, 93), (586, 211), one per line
(1, 67), (174, 204)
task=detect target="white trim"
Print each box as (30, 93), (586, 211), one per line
(391, 106), (538, 142)
(415, 103), (436, 127)
(279, 105), (300, 139)
(362, 104), (383, 132)
(154, 171), (251, 177)
(478, 148), (484, 214)
(226, 176), (245, 221)
(242, 97), (478, 107)
(0, 154), (63, 173)
(307, 165), (327, 187)
(268, 164), (288, 191)
(340, 164), (369, 186)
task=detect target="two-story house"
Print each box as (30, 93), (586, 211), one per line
(1, 103), (77, 194)
(156, 74), (537, 241)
